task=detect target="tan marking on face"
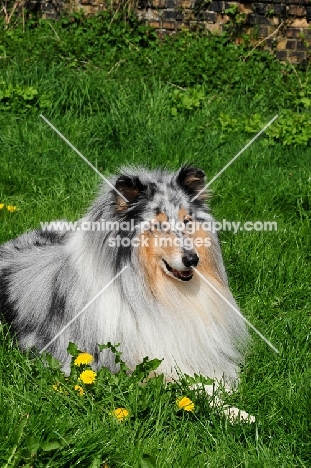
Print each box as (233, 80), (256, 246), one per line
(178, 207), (190, 222)
(193, 226), (226, 286)
(116, 195), (128, 211)
(138, 231), (165, 298)
(153, 212), (168, 225)
(138, 230), (184, 296)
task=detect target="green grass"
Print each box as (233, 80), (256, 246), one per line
(0, 11), (311, 467)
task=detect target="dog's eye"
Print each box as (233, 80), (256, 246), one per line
(184, 218), (192, 225)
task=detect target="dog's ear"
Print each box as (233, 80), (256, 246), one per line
(115, 175), (147, 210)
(176, 166), (207, 201)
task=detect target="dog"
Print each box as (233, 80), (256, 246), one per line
(0, 166), (249, 398)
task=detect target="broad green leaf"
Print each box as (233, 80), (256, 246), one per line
(44, 352), (61, 370)
(41, 441), (61, 451)
(140, 454), (157, 468)
(26, 435), (40, 456)
(67, 342), (80, 356)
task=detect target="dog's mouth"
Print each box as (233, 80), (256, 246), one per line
(162, 260), (193, 282)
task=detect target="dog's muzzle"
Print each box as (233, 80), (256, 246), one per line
(182, 252), (199, 268)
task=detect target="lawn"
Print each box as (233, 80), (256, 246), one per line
(0, 11), (310, 467)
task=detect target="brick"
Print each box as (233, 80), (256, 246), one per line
(248, 14), (256, 25)
(288, 5), (306, 17)
(195, 11), (204, 19)
(143, 8), (161, 19)
(193, 0), (210, 11)
(292, 18), (309, 27)
(180, 0), (192, 7)
(204, 11), (217, 22)
(267, 25), (277, 37)
(205, 22), (223, 32)
(137, 0), (149, 8)
(275, 50), (288, 60)
(258, 25), (268, 36)
(289, 51), (307, 63)
(208, 1), (223, 12)
(307, 7), (311, 21)
(287, 28), (302, 39)
(272, 5), (286, 16)
(254, 3), (266, 15)
(276, 38), (287, 50)
(151, 0), (165, 7)
(165, 0), (176, 7)
(161, 9), (177, 19)
(265, 38), (276, 48)
(288, 0), (308, 4)
(149, 20), (161, 27)
(247, 13), (270, 25)
(255, 0), (282, 3)
(259, 15), (271, 25)
(182, 9), (193, 19)
(162, 20), (176, 29)
(286, 39), (297, 50)
(268, 25), (278, 35)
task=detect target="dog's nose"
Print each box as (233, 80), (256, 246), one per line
(182, 253), (199, 268)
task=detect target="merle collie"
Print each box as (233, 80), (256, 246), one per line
(0, 166), (248, 385)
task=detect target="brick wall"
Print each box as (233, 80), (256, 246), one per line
(36, 0), (311, 62)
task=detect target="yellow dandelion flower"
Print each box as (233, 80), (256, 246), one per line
(52, 382), (67, 394)
(7, 205), (17, 213)
(0, 204), (4, 209)
(79, 369), (96, 384)
(52, 381), (70, 395)
(74, 384), (85, 396)
(111, 408), (129, 421)
(74, 352), (94, 366)
(176, 396), (195, 412)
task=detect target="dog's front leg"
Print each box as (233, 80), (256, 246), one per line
(194, 384), (256, 424)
